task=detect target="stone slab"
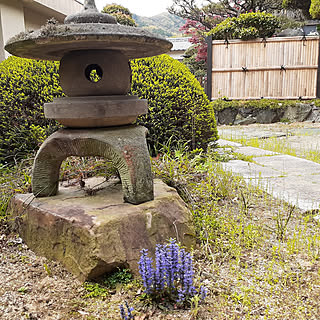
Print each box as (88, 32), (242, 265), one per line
(217, 139), (242, 148)
(221, 160), (282, 179)
(235, 146), (279, 157)
(253, 154), (320, 175)
(9, 179), (195, 281)
(221, 156), (320, 211)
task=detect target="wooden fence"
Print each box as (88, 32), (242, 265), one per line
(206, 36), (320, 100)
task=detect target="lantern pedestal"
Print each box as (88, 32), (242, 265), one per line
(32, 125), (154, 205)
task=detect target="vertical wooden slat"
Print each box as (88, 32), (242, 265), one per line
(206, 35), (213, 101)
(210, 36), (319, 100)
(316, 37), (320, 98)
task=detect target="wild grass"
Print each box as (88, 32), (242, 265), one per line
(2, 146), (320, 319)
(0, 159), (33, 220)
(150, 147), (320, 319)
(219, 125), (320, 163)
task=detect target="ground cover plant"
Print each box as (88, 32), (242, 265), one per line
(2, 139), (320, 318)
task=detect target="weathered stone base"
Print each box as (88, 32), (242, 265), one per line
(9, 179), (195, 281)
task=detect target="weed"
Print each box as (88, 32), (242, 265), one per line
(103, 268), (133, 289)
(266, 205), (295, 241)
(18, 287), (28, 294)
(43, 263), (52, 276)
(83, 282), (109, 299)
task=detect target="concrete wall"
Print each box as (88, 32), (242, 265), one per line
(0, 0), (25, 60)
(0, 0), (82, 61)
(168, 50), (185, 61)
(32, 0), (83, 17)
(24, 7), (51, 31)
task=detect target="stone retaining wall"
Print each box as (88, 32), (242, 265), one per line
(215, 103), (320, 125)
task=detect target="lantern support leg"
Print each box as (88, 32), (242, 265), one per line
(32, 125), (154, 205)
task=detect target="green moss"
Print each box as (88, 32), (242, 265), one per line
(211, 99), (312, 112)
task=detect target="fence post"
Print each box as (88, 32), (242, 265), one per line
(317, 38), (320, 98)
(206, 35), (213, 101)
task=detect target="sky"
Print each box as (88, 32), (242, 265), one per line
(79, 0), (204, 17)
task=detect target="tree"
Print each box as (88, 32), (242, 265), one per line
(282, 0), (311, 19)
(169, 0), (283, 29)
(102, 3), (136, 26)
(171, 0), (307, 69)
(171, 0), (286, 65)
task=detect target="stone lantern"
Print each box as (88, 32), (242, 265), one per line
(6, 0), (194, 280)
(6, 0), (172, 204)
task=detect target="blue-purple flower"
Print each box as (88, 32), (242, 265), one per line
(138, 239), (207, 305)
(119, 301), (134, 319)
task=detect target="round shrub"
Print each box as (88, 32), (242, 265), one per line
(208, 12), (281, 40)
(130, 55), (218, 153)
(0, 57), (63, 163)
(0, 55), (218, 162)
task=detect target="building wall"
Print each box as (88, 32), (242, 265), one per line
(0, 10), (4, 62)
(0, 0), (82, 61)
(168, 50), (185, 61)
(24, 7), (51, 31)
(33, 0), (83, 17)
(0, 0), (25, 60)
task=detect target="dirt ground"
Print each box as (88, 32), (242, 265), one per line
(0, 210), (192, 320)
(2, 121), (320, 320)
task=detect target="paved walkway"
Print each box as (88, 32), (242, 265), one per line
(217, 126), (320, 212)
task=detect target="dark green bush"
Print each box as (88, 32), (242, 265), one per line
(0, 55), (217, 162)
(130, 55), (218, 153)
(0, 57), (63, 163)
(208, 12), (281, 40)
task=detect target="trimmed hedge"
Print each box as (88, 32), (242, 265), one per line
(208, 12), (281, 40)
(0, 57), (63, 163)
(131, 55), (218, 153)
(0, 55), (218, 162)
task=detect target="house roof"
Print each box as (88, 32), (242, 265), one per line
(167, 37), (191, 51)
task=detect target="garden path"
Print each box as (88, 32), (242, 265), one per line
(218, 123), (320, 212)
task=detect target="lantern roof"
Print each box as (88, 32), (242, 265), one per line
(5, 0), (172, 61)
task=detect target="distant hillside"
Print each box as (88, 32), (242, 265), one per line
(133, 12), (185, 38)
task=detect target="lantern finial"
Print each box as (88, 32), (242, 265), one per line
(84, 0), (98, 11)
(64, 0), (117, 24)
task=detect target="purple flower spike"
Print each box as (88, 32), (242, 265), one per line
(125, 301), (134, 319)
(138, 240), (204, 305)
(155, 244), (166, 290)
(119, 304), (127, 320)
(199, 286), (208, 301)
(138, 249), (154, 294)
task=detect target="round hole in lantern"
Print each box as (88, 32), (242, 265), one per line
(85, 64), (103, 83)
